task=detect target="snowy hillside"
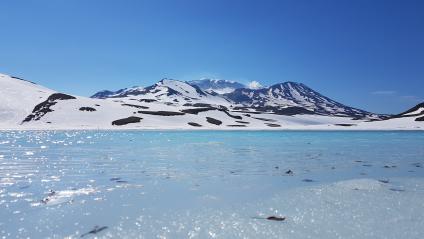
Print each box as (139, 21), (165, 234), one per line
(0, 73), (422, 130)
(0, 74), (55, 128)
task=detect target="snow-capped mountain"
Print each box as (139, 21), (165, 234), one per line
(92, 78), (231, 106)
(93, 79), (378, 118)
(91, 87), (145, 99)
(0, 72), (422, 130)
(224, 82), (380, 119)
(188, 78), (245, 94)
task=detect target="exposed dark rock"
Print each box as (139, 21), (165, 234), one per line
(48, 93), (76, 101)
(183, 103), (212, 107)
(138, 111), (185, 116)
(227, 124), (246, 127)
(112, 116), (142, 126)
(182, 107), (215, 114)
(335, 124), (356, 127)
(79, 107), (96, 112)
(266, 123), (281, 127)
(235, 121), (250, 124)
(416, 116), (424, 121)
(121, 104), (149, 109)
(12, 76), (36, 84)
(188, 122), (202, 127)
(252, 117), (276, 122)
(274, 107), (314, 115)
(206, 117), (222, 125)
(22, 93), (76, 123)
(139, 99), (157, 103)
(221, 110), (242, 119)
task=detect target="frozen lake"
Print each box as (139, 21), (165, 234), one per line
(0, 131), (423, 238)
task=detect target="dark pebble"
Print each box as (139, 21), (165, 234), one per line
(116, 180), (128, 183)
(412, 163), (422, 168)
(267, 216), (286, 221)
(383, 165), (397, 168)
(81, 226), (108, 238)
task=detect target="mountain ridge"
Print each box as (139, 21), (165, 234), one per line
(0, 73), (422, 130)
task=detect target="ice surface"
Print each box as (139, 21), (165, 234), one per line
(0, 131), (423, 238)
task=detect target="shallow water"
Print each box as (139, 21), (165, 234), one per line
(0, 131), (423, 238)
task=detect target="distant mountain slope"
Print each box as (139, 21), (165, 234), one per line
(188, 78), (245, 94)
(91, 87), (145, 99)
(224, 82), (379, 119)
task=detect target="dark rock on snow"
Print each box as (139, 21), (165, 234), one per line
(206, 117), (222, 125)
(22, 93), (76, 123)
(188, 122), (202, 127)
(79, 107), (96, 112)
(112, 116), (143, 126)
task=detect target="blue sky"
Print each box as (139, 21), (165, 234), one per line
(0, 0), (423, 114)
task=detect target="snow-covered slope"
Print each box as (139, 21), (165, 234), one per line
(0, 73), (422, 130)
(188, 78), (245, 94)
(0, 74), (55, 128)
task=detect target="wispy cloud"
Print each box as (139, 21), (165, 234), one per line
(401, 95), (424, 102)
(371, 90), (397, 95)
(371, 90), (423, 104)
(247, 81), (264, 89)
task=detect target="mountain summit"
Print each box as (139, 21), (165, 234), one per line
(187, 78), (245, 94)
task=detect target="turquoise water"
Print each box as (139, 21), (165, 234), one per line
(0, 131), (423, 238)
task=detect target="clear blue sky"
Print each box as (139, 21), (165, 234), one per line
(0, 0), (423, 114)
